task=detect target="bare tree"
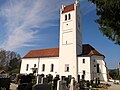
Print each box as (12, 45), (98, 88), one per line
(0, 48), (21, 71)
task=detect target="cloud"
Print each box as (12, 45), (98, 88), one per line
(0, 0), (61, 50)
(0, 0), (94, 50)
(83, 3), (95, 15)
(81, 2), (95, 15)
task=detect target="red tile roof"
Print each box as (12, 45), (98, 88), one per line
(23, 44), (104, 58)
(62, 4), (74, 13)
(23, 48), (59, 58)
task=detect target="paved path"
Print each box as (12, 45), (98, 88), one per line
(107, 82), (120, 90)
(10, 83), (18, 90)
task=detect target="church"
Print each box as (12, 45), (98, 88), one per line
(20, 1), (108, 82)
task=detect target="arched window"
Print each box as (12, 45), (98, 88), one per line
(34, 64), (36, 67)
(26, 64), (29, 71)
(97, 64), (100, 73)
(50, 64), (54, 72)
(65, 14), (67, 21)
(42, 64), (45, 71)
(83, 70), (85, 75)
(65, 64), (69, 72)
(83, 59), (85, 63)
(68, 13), (71, 20)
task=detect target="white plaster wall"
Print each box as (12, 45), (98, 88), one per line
(63, 21), (73, 30)
(91, 55), (108, 82)
(78, 57), (91, 80)
(20, 57), (59, 78)
(38, 57), (59, 77)
(76, 4), (82, 55)
(20, 58), (39, 74)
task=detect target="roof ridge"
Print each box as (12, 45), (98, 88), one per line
(31, 47), (59, 51)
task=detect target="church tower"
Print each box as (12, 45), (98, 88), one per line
(59, 1), (82, 80)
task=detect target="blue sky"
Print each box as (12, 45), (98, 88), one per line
(0, 0), (120, 69)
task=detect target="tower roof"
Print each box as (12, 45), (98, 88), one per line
(62, 4), (74, 13)
(23, 44), (104, 58)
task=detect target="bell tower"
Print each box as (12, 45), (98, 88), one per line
(59, 0), (82, 80)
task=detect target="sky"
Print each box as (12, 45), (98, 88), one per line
(0, 0), (120, 69)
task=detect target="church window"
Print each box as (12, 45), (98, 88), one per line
(42, 64), (45, 71)
(65, 14), (67, 21)
(66, 41), (67, 44)
(68, 13), (71, 20)
(34, 64), (36, 67)
(65, 64), (69, 72)
(83, 70), (85, 75)
(97, 64), (100, 73)
(50, 64), (54, 72)
(26, 64), (29, 71)
(83, 59), (85, 63)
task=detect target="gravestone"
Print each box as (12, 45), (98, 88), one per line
(32, 84), (52, 90)
(69, 78), (74, 90)
(82, 75), (84, 80)
(98, 78), (100, 84)
(68, 75), (72, 84)
(64, 77), (69, 87)
(38, 75), (42, 83)
(20, 74), (32, 84)
(90, 80), (93, 85)
(39, 74), (44, 84)
(59, 80), (68, 90)
(53, 76), (60, 90)
(57, 80), (60, 90)
(95, 78), (98, 84)
(47, 74), (53, 83)
(43, 77), (48, 84)
(79, 80), (84, 89)
(17, 83), (28, 90)
(77, 75), (80, 83)
(41, 74), (44, 77)
(86, 80), (90, 87)
(25, 83), (33, 90)
(61, 76), (66, 80)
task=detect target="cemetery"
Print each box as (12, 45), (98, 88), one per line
(0, 72), (111, 90)
(14, 73), (108, 90)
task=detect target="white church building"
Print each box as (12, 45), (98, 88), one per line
(20, 1), (108, 82)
